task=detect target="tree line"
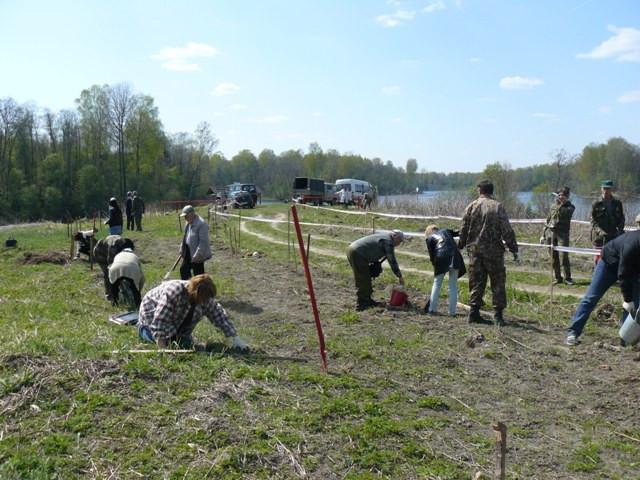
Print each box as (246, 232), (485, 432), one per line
(1, 83), (639, 222)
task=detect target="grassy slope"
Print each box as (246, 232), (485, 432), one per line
(1, 205), (639, 479)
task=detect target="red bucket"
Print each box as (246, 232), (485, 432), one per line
(389, 287), (408, 307)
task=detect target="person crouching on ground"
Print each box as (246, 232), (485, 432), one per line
(137, 274), (249, 350)
(93, 235), (135, 301)
(565, 227), (640, 346)
(180, 205), (212, 280)
(425, 224), (466, 316)
(109, 247), (144, 310)
(347, 230), (405, 311)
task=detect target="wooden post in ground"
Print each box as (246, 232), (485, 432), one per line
(178, 213), (182, 233)
(372, 216), (375, 233)
(70, 231), (75, 259)
(549, 242), (554, 326)
(89, 235), (94, 271)
(306, 233), (311, 261)
(492, 422), (507, 480)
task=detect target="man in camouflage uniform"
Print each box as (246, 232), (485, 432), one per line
(347, 230), (405, 311)
(541, 186), (575, 285)
(458, 180), (518, 326)
(591, 180), (625, 249)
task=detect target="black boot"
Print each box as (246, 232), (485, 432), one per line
(467, 308), (486, 324)
(494, 309), (505, 327)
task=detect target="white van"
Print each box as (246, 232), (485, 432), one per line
(334, 178), (374, 206)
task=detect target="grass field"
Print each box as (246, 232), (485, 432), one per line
(1, 204), (639, 479)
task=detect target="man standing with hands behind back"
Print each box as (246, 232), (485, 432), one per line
(458, 180), (518, 326)
(591, 179), (625, 250)
(180, 205), (212, 280)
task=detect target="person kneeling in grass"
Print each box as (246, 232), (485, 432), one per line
(425, 224), (466, 316)
(137, 274), (249, 350)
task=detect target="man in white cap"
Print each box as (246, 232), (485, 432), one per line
(346, 230), (405, 311)
(179, 205), (212, 280)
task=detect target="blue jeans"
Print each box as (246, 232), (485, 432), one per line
(567, 260), (639, 337)
(109, 225), (123, 235)
(138, 325), (154, 343)
(429, 268), (459, 315)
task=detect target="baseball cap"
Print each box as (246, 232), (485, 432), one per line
(601, 180), (614, 189)
(180, 205), (195, 217)
(391, 229), (405, 242)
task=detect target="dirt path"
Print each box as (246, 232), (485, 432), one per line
(239, 216), (584, 299)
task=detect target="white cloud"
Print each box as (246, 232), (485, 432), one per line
(423, 0), (445, 13)
(532, 112), (559, 121)
(391, 117), (402, 123)
(229, 104), (248, 111)
(386, 0), (402, 5)
(577, 26), (640, 62)
(381, 85), (401, 95)
(469, 57), (482, 63)
(212, 82), (240, 96)
(617, 90), (640, 103)
(598, 105), (611, 114)
(251, 115), (288, 124)
(499, 76), (544, 90)
(312, 112), (325, 117)
(375, 10), (415, 28)
(150, 42), (218, 71)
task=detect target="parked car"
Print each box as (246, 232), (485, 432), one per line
(335, 178), (375, 206)
(228, 182), (259, 207)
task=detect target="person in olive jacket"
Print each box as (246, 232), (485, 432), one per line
(541, 186), (575, 285)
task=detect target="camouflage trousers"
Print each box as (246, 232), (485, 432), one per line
(546, 231), (571, 281)
(467, 253), (506, 311)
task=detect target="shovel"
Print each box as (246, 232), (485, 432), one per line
(163, 254), (182, 281)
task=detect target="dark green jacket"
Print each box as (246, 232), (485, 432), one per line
(348, 233), (401, 277)
(591, 197), (624, 240)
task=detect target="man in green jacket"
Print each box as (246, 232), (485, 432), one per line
(346, 230), (405, 311)
(541, 186), (575, 285)
(591, 180), (625, 249)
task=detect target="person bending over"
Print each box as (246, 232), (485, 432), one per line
(137, 274), (248, 350)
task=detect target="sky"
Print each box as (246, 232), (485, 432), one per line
(1, 0), (639, 173)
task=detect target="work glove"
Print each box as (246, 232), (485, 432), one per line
(622, 301), (636, 315)
(398, 276), (405, 286)
(231, 336), (249, 350)
(512, 252), (520, 264)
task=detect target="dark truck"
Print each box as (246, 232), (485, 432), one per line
(292, 177), (325, 205)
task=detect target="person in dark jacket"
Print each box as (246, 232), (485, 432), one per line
(565, 230), (640, 345)
(346, 230), (405, 311)
(105, 197), (123, 235)
(125, 191), (134, 231)
(132, 191), (145, 231)
(591, 180), (625, 249)
(425, 224), (466, 316)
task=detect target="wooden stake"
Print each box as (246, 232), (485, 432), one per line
(306, 233), (311, 261)
(492, 422), (507, 480)
(178, 214), (182, 233)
